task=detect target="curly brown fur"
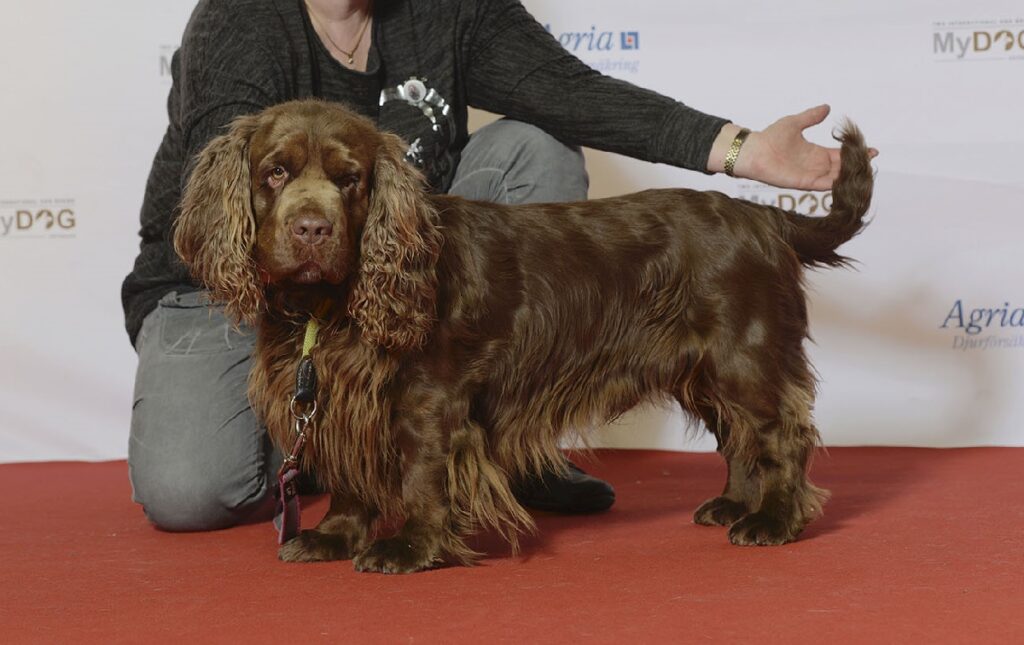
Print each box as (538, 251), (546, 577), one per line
(176, 100), (873, 572)
(174, 114), (265, 323)
(348, 132), (443, 350)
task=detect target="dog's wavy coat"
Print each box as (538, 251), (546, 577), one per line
(174, 100), (872, 573)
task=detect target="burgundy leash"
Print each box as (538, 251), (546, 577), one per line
(273, 316), (322, 545)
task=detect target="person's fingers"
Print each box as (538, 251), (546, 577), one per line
(792, 104), (830, 130)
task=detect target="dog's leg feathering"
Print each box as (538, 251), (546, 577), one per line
(352, 404), (452, 573)
(688, 299), (829, 545)
(721, 380), (828, 546)
(278, 492), (375, 562)
(690, 405), (757, 527)
(445, 420), (535, 563)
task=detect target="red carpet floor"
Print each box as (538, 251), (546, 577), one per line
(1, 448), (1022, 644)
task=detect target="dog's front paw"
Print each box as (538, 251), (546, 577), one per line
(693, 496), (748, 526)
(279, 529), (360, 563)
(727, 512), (798, 546)
(353, 537), (442, 574)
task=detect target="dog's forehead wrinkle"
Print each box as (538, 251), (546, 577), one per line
(320, 113), (376, 148)
(255, 129), (309, 171)
(321, 143), (362, 177)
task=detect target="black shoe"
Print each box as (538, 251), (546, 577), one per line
(513, 459), (615, 513)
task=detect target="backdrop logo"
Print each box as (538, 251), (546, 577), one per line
(160, 44), (176, 79)
(941, 299), (1024, 351)
(735, 183), (832, 216)
(932, 18), (1024, 62)
(0, 199), (77, 239)
(544, 24), (641, 75)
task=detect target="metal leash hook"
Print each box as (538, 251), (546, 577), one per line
(274, 345), (322, 544)
(280, 352), (318, 463)
(280, 397), (317, 473)
(275, 395), (317, 545)
(289, 396), (318, 429)
(273, 310), (326, 545)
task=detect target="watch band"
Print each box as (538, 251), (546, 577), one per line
(724, 128), (751, 177)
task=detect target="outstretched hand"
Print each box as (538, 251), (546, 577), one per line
(718, 105), (878, 191)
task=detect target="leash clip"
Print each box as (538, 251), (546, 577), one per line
(275, 409), (315, 545)
(274, 313), (325, 545)
(289, 396), (317, 425)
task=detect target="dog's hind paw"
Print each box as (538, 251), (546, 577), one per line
(727, 512), (798, 546)
(353, 537), (442, 574)
(278, 529), (360, 562)
(693, 496), (748, 526)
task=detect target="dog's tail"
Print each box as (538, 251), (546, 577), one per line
(777, 121), (873, 267)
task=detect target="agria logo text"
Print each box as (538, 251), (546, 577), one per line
(544, 24), (641, 75)
(545, 25), (640, 52)
(941, 299), (1024, 351)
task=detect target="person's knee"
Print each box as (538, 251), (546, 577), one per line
(128, 396), (272, 532)
(128, 297), (270, 531)
(129, 451), (273, 531)
(463, 120), (588, 203)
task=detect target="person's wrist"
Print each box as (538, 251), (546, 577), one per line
(723, 128), (751, 177)
(707, 123), (743, 175)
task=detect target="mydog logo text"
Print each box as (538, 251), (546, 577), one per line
(933, 18), (1024, 62)
(735, 184), (832, 216)
(160, 45), (176, 79)
(941, 300), (1024, 351)
(1, 199), (77, 239)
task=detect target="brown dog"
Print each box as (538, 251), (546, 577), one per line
(174, 99), (872, 573)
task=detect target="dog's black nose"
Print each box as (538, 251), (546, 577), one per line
(291, 216), (333, 245)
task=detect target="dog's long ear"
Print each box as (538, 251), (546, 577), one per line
(348, 132), (442, 351)
(173, 114), (264, 324)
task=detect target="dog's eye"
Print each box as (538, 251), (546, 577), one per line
(267, 166), (289, 189)
(336, 173), (360, 188)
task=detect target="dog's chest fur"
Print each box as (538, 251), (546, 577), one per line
(249, 318), (404, 513)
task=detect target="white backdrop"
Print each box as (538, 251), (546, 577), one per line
(2, 0), (1022, 462)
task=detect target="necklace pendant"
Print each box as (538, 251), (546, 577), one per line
(347, 55), (354, 65)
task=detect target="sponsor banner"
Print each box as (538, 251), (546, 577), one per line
(160, 44), (177, 80)
(0, 199), (78, 240)
(544, 24), (642, 76)
(3, 0), (1024, 462)
(932, 17), (1024, 62)
(941, 301), (1024, 351)
(734, 184), (833, 217)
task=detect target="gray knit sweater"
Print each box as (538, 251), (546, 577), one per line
(121, 0), (729, 344)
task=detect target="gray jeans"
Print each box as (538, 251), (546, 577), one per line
(128, 119), (588, 531)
